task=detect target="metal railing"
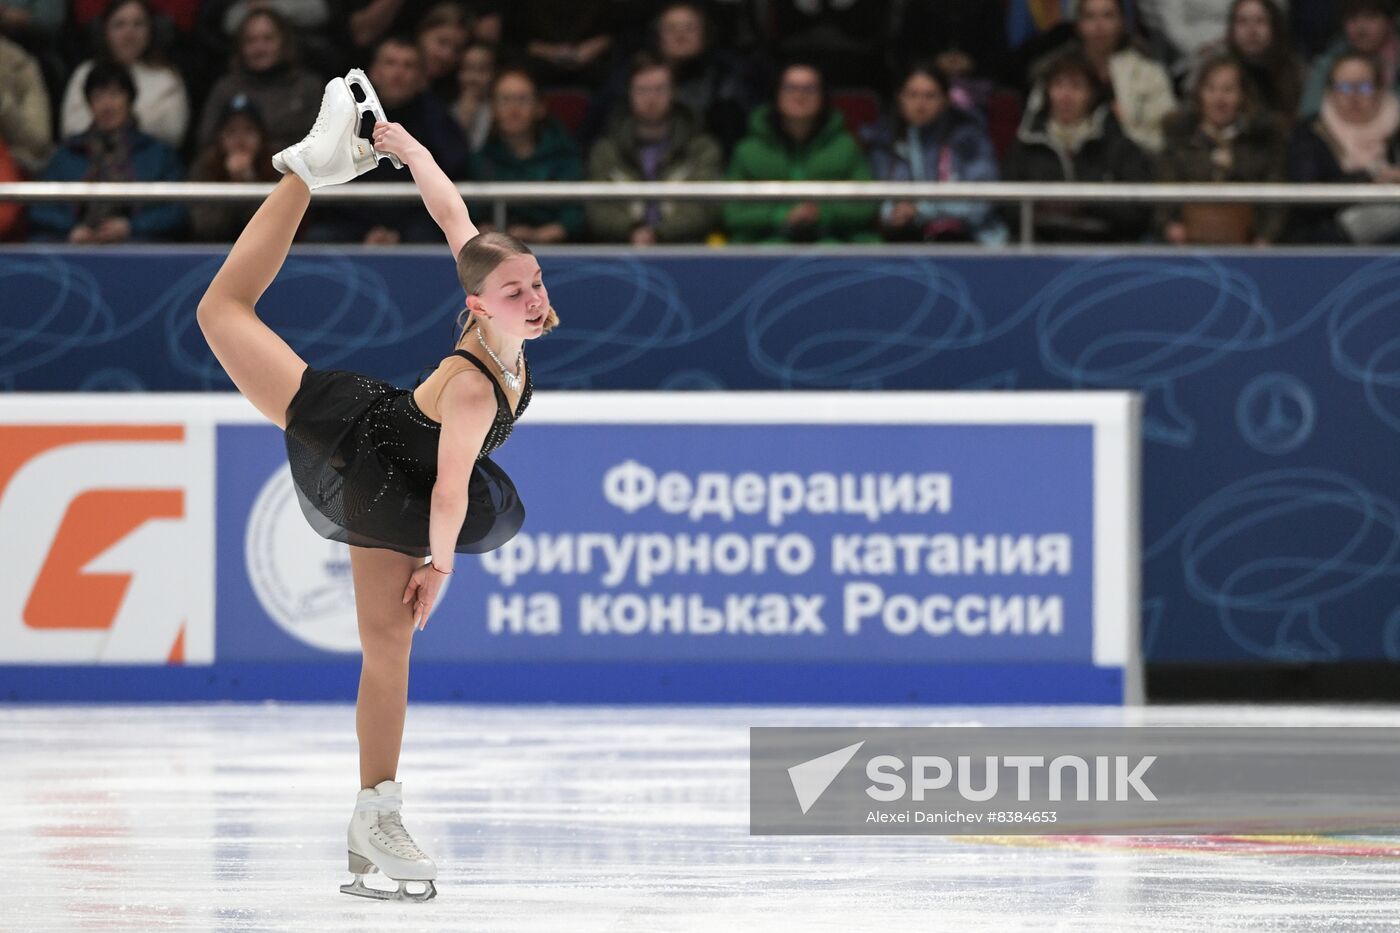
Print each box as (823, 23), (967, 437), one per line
(1, 181), (1394, 245)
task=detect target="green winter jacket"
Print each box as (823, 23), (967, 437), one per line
(724, 106), (878, 243)
(470, 116), (584, 238)
(586, 107), (723, 242)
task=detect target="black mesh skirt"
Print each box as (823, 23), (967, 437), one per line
(282, 366), (525, 557)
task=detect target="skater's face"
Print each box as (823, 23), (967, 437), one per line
(370, 41), (426, 108)
(476, 255), (549, 338)
(630, 65), (673, 124)
(104, 0), (151, 65)
(88, 86), (134, 133)
(239, 13), (284, 73)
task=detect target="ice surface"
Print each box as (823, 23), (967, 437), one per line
(6, 703), (1400, 932)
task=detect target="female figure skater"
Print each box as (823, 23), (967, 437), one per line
(196, 70), (556, 901)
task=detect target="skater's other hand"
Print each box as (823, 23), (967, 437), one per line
(371, 121), (426, 164)
(68, 224), (96, 244)
(403, 563), (448, 630)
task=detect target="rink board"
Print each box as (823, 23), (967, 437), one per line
(0, 392), (1140, 703)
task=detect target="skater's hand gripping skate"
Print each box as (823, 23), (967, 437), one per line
(371, 122), (427, 168)
(402, 563), (447, 630)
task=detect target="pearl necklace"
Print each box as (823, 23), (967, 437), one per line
(477, 328), (523, 392)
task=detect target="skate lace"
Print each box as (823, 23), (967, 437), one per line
(293, 96), (335, 155)
(374, 810), (426, 860)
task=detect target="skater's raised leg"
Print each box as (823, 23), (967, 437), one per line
(198, 73), (387, 429)
(196, 174), (311, 430)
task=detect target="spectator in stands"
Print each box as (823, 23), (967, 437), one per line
(1299, 0), (1400, 118)
(764, 0), (890, 91)
(586, 52), (722, 244)
(1026, 0), (1176, 153)
(1136, 0), (1237, 75)
(581, 1), (764, 155)
(197, 9), (323, 153)
(1003, 51), (1151, 243)
(70, 0), (189, 36)
(0, 0), (62, 43)
(418, 1), (470, 102)
(724, 61), (877, 243)
(471, 66), (584, 243)
(651, 1), (762, 153)
(198, 0), (337, 79)
(505, 0), (614, 88)
(451, 39), (495, 151)
(33, 62), (185, 243)
(1288, 52), (1400, 243)
(61, 0), (189, 149)
(217, 0), (329, 38)
(0, 33), (51, 173)
(307, 35), (471, 243)
(863, 62), (1007, 246)
(1005, 0), (1077, 93)
(1157, 55), (1287, 245)
(188, 94), (278, 241)
(1188, 0), (1304, 125)
(891, 0), (1008, 113)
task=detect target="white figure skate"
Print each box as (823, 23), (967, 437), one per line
(340, 780), (437, 902)
(272, 71), (400, 188)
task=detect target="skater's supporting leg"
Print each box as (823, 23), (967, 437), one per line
(349, 544), (421, 788)
(196, 174), (313, 430)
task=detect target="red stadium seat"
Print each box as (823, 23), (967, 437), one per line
(830, 88), (883, 137)
(986, 89), (1024, 162)
(542, 88), (591, 137)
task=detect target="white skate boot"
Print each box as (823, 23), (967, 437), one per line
(272, 70), (400, 188)
(340, 779), (437, 902)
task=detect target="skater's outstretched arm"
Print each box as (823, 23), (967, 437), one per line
(372, 121), (479, 257)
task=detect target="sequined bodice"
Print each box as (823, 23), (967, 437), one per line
(362, 350), (530, 491)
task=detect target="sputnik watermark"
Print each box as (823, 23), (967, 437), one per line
(751, 727), (1400, 835)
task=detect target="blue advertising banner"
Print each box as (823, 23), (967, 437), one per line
(206, 394), (1133, 703)
(6, 246), (1398, 665)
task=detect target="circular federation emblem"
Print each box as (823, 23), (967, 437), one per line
(245, 465), (361, 652)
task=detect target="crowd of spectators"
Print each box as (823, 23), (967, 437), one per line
(2, 0), (1400, 245)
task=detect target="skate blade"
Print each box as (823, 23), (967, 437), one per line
(340, 875), (437, 902)
(345, 68), (404, 170)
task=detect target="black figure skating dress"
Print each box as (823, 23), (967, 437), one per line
(283, 347), (531, 557)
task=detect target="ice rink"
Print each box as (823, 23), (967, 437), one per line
(9, 703), (1400, 932)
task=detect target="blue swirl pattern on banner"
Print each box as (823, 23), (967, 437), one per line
(7, 246), (1400, 665)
